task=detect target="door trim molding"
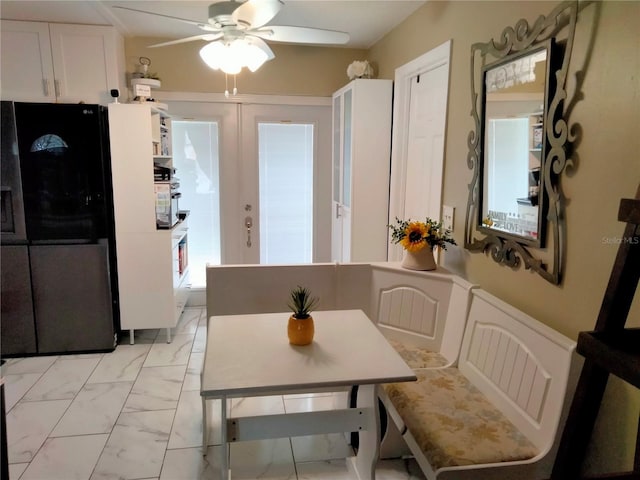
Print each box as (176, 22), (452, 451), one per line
(157, 91), (332, 107)
(388, 39), (452, 260)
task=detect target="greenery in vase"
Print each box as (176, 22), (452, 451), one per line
(388, 217), (456, 252)
(288, 286), (319, 319)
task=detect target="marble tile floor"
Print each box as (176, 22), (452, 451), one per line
(3, 307), (426, 480)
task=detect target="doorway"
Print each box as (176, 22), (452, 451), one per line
(388, 40), (452, 260)
(167, 101), (331, 287)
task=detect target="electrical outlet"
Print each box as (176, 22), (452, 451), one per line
(443, 205), (454, 232)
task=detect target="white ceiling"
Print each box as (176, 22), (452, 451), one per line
(0, 0), (427, 49)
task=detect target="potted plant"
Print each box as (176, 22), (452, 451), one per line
(389, 217), (456, 270)
(287, 285), (319, 345)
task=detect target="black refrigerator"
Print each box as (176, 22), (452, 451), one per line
(1, 101), (119, 356)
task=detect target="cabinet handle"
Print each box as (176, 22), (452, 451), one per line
(54, 79), (60, 98)
(335, 203), (342, 218)
(43, 79), (50, 96)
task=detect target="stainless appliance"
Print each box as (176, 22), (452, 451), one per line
(154, 165), (181, 229)
(0, 101), (119, 356)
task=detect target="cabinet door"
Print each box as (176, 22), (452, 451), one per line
(0, 246), (37, 355)
(331, 88), (353, 262)
(0, 20), (55, 102)
(49, 24), (120, 104)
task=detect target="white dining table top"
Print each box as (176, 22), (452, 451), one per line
(201, 309), (417, 397)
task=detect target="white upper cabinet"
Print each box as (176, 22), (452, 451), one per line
(0, 21), (55, 102)
(1, 20), (124, 104)
(331, 79), (393, 263)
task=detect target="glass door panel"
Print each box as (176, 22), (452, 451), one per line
(332, 95), (341, 204)
(258, 123), (314, 264)
(172, 120), (221, 287)
(342, 89), (353, 208)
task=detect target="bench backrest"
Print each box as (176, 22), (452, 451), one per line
(458, 289), (577, 453)
(370, 264), (474, 365)
(206, 263), (340, 316)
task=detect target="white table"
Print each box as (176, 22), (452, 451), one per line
(201, 309), (416, 479)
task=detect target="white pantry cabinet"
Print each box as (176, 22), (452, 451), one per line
(108, 103), (189, 343)
(1, 20), (124, 104)
(331, 79), (393, 262)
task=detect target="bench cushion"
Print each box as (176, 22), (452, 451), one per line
(387, 338), (448, 369)
(384, 368), (538, 469)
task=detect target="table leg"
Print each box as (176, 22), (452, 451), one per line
(201, 396), (209, 455)
(220, 397), (229, 480)
(353, 384), (380, 479)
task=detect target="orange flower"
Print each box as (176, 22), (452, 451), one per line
(399, 221), (429, 252)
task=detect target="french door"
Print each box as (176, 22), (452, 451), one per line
(167, 101), (331, 286)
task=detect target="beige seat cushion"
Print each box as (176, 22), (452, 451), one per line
(387, 338), (449, 369)
(384, 368), (538, 469)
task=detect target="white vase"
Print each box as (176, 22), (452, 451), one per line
(401, 247), (437, 271)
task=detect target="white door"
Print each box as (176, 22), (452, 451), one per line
(403, 65), (449, 221)
(388, 40), (452, 260)
(168, 101), (331, 286)
(240, 104), (332, 264)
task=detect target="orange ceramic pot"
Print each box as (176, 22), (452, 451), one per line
(287, 315), (314, 345)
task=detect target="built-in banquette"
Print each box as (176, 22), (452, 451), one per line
(206, 262), (579, 479)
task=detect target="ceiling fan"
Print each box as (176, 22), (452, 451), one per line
(114, 0), (350, 75)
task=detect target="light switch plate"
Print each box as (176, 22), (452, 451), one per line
(443, 205), (454, 232)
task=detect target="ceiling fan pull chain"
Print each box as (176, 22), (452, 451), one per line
(224, 73), (230, 98)
(233, 75), (238, 96)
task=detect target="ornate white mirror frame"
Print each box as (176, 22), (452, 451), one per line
(464, 1), (578, 285)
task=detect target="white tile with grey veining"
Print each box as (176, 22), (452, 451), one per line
(87, 343), (150, 383)
(3, 373), (43, 412)
(160, 446), (222, 480)
(123, 365), (186, 412)
(144, 334), (194, 367)
(182, 352), (203, 392)
(20, 434), (108, 480)
(168, 390), (222, 449)
(284, 394), (335, 414)
(8, 462), (28, 480)
(90, 409), (174, 480)
(21, 357), (101, 401)
(291, 434), (352, 463)
(191, 325), (207, 353)
(1, 356), (57, 375)
(51, 382), (133, 436)
(174, 308), (203, 335)
(230, 438), (296, 479)
(6, 399), (71, 463)
(231, 395), (285, 417)
(296, 459), (351, 479)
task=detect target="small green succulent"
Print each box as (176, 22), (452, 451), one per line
(288, 286), (319, 319)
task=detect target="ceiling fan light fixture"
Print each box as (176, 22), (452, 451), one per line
(199, 38), (270, 75)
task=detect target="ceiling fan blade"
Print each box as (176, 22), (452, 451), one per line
(112, 5), (219, 32)
(148, 34), (224, 49)
(231, 0), (283, 29)
(252, 26), (349, 45)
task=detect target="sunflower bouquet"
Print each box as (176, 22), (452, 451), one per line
(388, 217), (456, 252)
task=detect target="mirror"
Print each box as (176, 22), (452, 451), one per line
(480, 45), (550, 246)
(464, 1), (578, 285)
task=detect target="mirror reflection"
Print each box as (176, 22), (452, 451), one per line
(481, 48), (547, 243)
